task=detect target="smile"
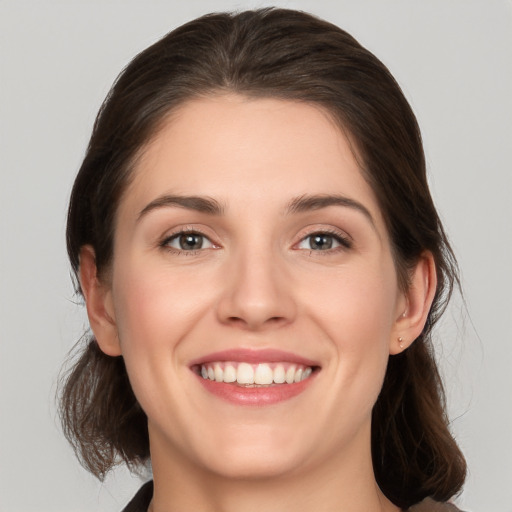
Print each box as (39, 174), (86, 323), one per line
(191, 349), (320, 406)
(199, 362), (314, 386)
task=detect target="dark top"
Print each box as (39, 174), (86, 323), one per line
(122, 481), (153, 512)
(122, 481), (463, 512)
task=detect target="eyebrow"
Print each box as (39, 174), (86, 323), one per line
(138, 194), (224, 219)
(286, 194), (375, 227)
(137, 192), (375, 227)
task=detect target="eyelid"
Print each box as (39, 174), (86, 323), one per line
(159, 226), (220, 252)
(157, 224), (352, 254)
(166, 233), (214, 250)
(294, 227), (353, 251)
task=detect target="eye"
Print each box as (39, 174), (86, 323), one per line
(163, 231), (214, 251)
(297, 232), (351, 251)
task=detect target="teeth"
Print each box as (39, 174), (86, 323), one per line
(237, 363), (254, 384)
(199, 361), (314, 385)
(214, 363), (223, 382)
(285, 365), (296, 384)
(224, 364), (237, 383)
(273, 364), (286, 384)
(254, 363), (273, 385)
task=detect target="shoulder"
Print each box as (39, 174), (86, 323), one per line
(408, 497), (465, 512)
(121, 481), (153, 512)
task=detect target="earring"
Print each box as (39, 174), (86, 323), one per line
(398, 337), (405, 349)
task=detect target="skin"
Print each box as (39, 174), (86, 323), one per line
(80, 95), (436, 512)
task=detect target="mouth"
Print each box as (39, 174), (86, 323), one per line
(193, 361), (315, 386)
(190, 349), (320, 405)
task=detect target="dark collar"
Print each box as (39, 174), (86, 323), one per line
(122, 481), (153, 512)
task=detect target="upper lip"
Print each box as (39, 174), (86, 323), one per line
(189, 348), (320, 367)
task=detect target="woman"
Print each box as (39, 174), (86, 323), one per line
(60, 8), (466, 512)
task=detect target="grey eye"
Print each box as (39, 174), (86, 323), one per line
(298, 233), (341, 251)
(166, 232), (213, 251)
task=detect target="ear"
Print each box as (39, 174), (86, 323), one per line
(79, 245), (122, 356)
(389, 251), (437, 355)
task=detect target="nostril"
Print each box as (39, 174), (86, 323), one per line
(268, 316), (286, 324)
(227, 316), (245, 324)
(226, 315), (288, 330)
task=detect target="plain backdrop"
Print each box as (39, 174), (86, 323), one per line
(1, 1), (511, 511)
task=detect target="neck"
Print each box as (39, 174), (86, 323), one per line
(147, 424), (400, 512)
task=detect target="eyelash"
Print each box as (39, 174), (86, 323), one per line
(159, 228), (215, 255)
(296, 229), (353, 254)
(159, 228), (352, 255)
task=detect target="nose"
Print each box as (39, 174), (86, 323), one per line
(216, 246), (297, 331)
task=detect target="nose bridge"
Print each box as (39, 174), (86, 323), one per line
(217, 235), (295, 329)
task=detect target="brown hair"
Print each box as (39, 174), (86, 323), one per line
(60, 8), (466, 508)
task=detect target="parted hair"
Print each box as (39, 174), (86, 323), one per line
(60, 8), (466, 509)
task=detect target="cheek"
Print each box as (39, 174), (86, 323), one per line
(111, 260), (210, 355)
(306, 263), (398, 404)
(309, 263), (398, 345)
(109, 263), (208, 417)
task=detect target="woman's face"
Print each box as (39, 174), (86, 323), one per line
(98, 95), (409, 479)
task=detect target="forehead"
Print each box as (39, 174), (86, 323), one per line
(120, 94), (384, 226)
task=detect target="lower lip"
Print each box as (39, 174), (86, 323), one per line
(196, 373), (317, 406)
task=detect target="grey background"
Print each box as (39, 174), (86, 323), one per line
(1, 1), (511, 511)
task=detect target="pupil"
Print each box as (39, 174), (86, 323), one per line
(180, 233), (203, 250)
(311, 234), (332, 250)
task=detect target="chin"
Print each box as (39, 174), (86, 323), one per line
(190, 423), (313, 480)
(203, 448), (304, 481)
